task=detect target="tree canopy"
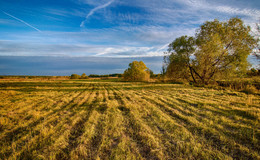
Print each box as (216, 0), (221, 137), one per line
(164, 17), (257, 84)
(123, 61), (150, 81)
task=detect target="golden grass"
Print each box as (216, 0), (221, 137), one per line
(0, 80), (259, 159)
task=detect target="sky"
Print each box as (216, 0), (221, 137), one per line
(0, 0), (259, 75)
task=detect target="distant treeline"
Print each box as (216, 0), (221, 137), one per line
(0, 76), (69, 79)
(70, 73), (123, 79)
(88, 73), (161, 78)
(89, 73), (123, 78)
(70, 71), (162, 80)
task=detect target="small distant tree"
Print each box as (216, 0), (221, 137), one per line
(123, 61), (150, 81)
(81, 73), (88, 79)
(70, 74), (80, 79)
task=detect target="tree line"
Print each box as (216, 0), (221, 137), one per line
(70, 73), (124, 79)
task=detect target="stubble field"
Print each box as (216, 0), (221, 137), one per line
(0, 80), (259, 160)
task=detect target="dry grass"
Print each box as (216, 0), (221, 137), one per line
(0, 80), (259, 159)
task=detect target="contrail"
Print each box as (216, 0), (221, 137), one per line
(80, 0), (115, 27)
(2, 11), (41, 32)
(156, 43), (169, 52)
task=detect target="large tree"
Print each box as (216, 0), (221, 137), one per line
(123, 61), (150, 81)
(164, 18), (257, 84)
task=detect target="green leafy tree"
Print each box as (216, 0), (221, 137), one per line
(123, 61), (150, 81)
(164, 18), (257, 84)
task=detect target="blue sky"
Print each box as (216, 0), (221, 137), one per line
(0, 0), (259, 75)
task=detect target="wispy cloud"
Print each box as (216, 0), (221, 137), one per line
(179, 0), (260, 21)
(80, 0), (115, 27)
(1, 11), (42, 32)
(215, 6), (260, 19)
(0, 24), (196, 58)
(0, 38), (163, 58)
(1, 0), (259, 58)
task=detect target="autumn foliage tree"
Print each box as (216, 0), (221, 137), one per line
(81, 73), (88, 79)
(164, 17), (257, 84)
(123, 61), (150, 81)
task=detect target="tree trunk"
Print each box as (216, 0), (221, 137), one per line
(188, 65), (197, 83)
(191, 67), (205, 84)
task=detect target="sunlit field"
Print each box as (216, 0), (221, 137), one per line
(0, 80), (259, 159)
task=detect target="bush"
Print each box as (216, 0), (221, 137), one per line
(247, 68), (260, 77)
(241, 85), (258, 94)
(70, 74), (80, 79)
(217, 80), (259, 94)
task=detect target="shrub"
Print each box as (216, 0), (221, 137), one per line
(70, 74), (80, 79)
(241, 85), (258, 94)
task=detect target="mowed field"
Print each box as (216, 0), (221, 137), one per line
(0, 80), (259, 160)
